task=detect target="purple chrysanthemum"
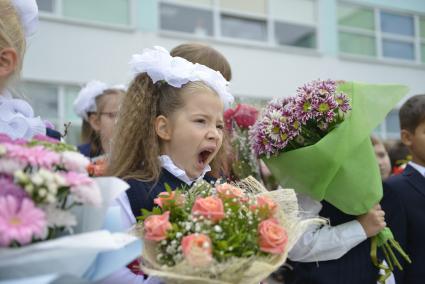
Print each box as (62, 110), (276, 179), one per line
(335, 92), (351, 113)
(250, 79), (351, 157)
(312, 93), (338, 123)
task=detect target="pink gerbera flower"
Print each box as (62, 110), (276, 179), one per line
(0, 196), (47, 247)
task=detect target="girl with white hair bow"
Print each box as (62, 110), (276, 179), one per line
(73, 80), (126, 158)
(0, 0), (61, 140)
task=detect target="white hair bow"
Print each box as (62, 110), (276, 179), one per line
(129, 46), (234, 109)
(11, 0), (39, 38)
(73, 81), (126, 120)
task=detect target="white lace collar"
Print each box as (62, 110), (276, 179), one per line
(0, 91), (46, 139)
(409, 161), (425, 178)
(159, 155), (211, 185)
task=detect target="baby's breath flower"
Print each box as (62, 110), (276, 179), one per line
(214, 225), (222, 233)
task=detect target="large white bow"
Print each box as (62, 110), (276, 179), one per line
(129, 46), (234, 109)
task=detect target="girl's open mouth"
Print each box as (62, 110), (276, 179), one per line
(197, 149), (214, 168)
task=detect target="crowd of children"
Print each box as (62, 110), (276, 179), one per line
(1, 1), (424, 283)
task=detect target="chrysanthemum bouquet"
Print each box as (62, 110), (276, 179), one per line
(250, 80), (351, 156)
(0, 133), (140, 281)
(224, 104), (261, 181)
(249, 80), (410, 282)
(136, 178), (315, 284)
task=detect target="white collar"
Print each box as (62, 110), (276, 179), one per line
(0, 92), (46, 139)
(408, 161), (425, 178)
(159, 155), (211, 185)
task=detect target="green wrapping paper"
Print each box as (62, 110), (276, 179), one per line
(264, 82), (408, 214)
(262, 82), (410, 282)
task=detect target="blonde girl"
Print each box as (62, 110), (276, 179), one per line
(102, 46), (233, 284)
(0, 0), (60, 140)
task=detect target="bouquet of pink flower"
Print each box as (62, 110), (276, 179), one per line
(0, 133), (101, 246)
(224, 104), (261, 181)
(0, 133), (142, 281)
(249, 80), (410, 282)
(135, 178), (317, 284)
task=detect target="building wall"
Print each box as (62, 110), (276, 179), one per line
(23, 0), (425, 143)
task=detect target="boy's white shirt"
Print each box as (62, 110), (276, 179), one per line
(289, 193), (395, 284)
(288, 193), (367, 262)
(98, 155), (210, 284)
(409, 161), (425, 177)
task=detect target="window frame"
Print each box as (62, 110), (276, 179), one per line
(21, 80), (83, 144)
(157, 0), (319, 52)
(37, 0), (136, 31)
(338, 1), (425, 66)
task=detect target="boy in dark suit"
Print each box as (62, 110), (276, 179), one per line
(381, 94), (425, 284)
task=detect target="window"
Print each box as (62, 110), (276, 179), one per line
(385, 110), (400, 136)
(374, 109), (401, 139)
(421, 17), (425, 63)
(36, 0), (131, 27)
(338, 3), (424, 64)
(339, 32), (376, 56)
(338, 4), (376, 57)
(36, 0), (55, 12)
(158, 0), (318, 50)
(338, 5), (374, 31)
(20, 81), (82, 145)
(23, 82), (58, 123)
(275, 22), (316, 48)
(221, 15), (267, 41)
(382, 40), (414, 60)
(272, 0), (316, 48)
(159, 2), (213, 36)
(380, 12), (414, 36)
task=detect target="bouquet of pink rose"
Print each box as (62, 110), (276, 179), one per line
(136, 178), (317, 284)
(0, 133), (101, 246)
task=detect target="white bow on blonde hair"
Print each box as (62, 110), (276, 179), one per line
(129, 46), (234, 109)
(11, 0), (38, 38)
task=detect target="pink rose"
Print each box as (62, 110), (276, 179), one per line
(154, 191), (184, 208)
(181, 234), (213, 267)
(216, 183), (245, 200)
(192, 196), (225, 223)
(250, 195), (277, 217)
(258, 218), (288, 254)
(144, 211), (172, 241)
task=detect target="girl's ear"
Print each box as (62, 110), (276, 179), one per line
(400, 129), (413, 147)
(0, 48), (18, 78)
(155, 115), (172, 140)
(88, 114), (101, 132)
